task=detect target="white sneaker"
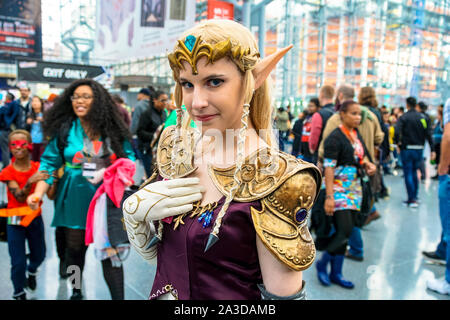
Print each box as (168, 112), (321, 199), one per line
(427, 278), (450, 295)
(409, 201), (419, 208)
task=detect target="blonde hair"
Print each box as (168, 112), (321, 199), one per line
(160, 20), (277, 247)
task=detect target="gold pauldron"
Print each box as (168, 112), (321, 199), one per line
(168, 35), (259, 74)
(156, 126), (197, 179)
(209, 148), (321, 202)
(251, 171), (318, 271)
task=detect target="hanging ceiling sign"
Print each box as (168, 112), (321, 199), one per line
(17, 59), (105, 84)
(94, 0), (196, 62)
(0, 0), (42, 62)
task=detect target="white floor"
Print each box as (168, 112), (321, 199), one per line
(0, 160), (449, 300)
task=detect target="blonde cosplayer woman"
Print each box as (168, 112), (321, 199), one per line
(122, 20), (321, 300)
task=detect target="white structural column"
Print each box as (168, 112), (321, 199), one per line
(376, 0), (388, 90)
(360, 15), (371, 87)
(392, 27), (401, 93)
(336, 14), (345, 87)
(319, 0), (327, 87)
(301, 13), (309, 101)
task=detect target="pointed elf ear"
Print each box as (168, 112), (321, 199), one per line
(252, 44), (293, 90)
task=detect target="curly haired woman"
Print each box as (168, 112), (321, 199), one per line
(27, 79), (135, 300)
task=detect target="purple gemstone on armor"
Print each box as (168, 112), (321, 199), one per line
(295, 208), (307, 223)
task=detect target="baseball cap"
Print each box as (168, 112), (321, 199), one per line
(139, 88), (151, 96)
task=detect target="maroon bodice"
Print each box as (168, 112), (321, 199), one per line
(149, 196), (263, 300)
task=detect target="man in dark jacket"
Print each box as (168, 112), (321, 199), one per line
(0, 93), (20, 168)
(14, 86), (32, 130)
(395, 96), (435, 208)
(417, 101), (433, 181)
(136, 90), (168, 177)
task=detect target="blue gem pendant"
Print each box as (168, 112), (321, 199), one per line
(195, 201), (219, 229)
(198, 209), (214, 228)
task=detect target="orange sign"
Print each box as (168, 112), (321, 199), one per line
(207, 0), (234, 20)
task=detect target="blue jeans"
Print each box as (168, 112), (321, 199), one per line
(435, 232), (447, 259)
(348, 206), (376, 257)
(401, 149), (423, 202)
(132, 138), (143, 161)
(348, 227), (363, 258)
(142, 150), (153, 178)
(393, 148), (402, 167)
(438, 175), (450, 283)
(7, 215), (46, 295)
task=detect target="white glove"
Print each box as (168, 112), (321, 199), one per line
(122, 177), (204, 223)
(87, 167), (106, 185)
(122, 177), (204, 260)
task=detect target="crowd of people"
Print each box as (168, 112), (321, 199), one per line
(0, 18), (448, 301)
(277, 84), (449, 296)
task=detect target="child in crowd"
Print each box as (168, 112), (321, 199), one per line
(26, 96), (46, 161)
(0, 130), (51, 300)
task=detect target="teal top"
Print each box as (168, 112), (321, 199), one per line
(39, 118), (135, 229)
(164, 105), (196, 129)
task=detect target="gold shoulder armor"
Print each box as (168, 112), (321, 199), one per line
(250, 162), (320, 271)
(156, 126), (198, 179)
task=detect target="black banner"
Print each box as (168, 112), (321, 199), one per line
(0, 0), (42, 62)
(17, 59), (105, 84)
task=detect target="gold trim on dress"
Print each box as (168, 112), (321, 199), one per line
(173, 200), (219, 230)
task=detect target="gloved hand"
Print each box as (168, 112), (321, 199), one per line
(122, 177), (204, 260)
(87, 168), (106, 185)
(122, 177), (204, 223)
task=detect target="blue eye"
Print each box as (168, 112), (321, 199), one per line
(180, 81), (193, 89)
(208, 79), (223, 87)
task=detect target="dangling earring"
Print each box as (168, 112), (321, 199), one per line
(146, 107), (184, 249)
(204, 102), (250, 252)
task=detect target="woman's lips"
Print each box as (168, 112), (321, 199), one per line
(75, 106), (87, 112)
(195, 114), (217, 122)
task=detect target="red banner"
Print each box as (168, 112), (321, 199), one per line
(207, 0), (234, 20)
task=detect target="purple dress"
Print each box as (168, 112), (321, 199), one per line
(149, 196), (264, 300)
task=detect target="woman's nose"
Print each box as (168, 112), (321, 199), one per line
(191, 88), (208, 110)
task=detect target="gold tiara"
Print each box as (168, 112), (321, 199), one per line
(168, 35), (259, 75)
